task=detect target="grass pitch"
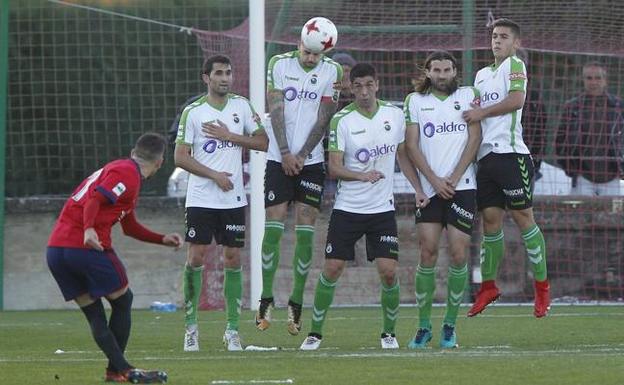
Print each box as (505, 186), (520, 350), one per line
(1, 305), (623, 384)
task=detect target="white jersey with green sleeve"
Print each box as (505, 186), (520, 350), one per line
(176, 93), (264, 209)
(266, 50), (342, 165)
(404, 87), (479, 199)
(328, 100), (405, 214)
(474, 55), (530, 160)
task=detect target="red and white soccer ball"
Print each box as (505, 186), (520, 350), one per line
(300, 17), (338, 54)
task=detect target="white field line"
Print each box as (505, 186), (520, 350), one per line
(2, 346), (624, 363)
(211, 380), (294, 384)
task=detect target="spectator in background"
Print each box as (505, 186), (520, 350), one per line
(332, 52), (357, 110)
(516, 48), (548, 180)
(324, 53), (357, 197)
(555, 62), (623, 195)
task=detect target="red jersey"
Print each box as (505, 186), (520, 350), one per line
(48, 159), (142, 249)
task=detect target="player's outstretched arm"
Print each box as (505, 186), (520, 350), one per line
(120, 211), (183, 249)
(447, 121), (482, 188)
(174, 143), (233, 191)
(405, 123), (454, 199)
(297, 100), (337, 161)
(462, 91), (525, 123)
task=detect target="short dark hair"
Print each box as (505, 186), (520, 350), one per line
(134, 132), (166, 162)
(202, 55), (231, 75)
(415, 50), (459, 95)
(491, 18), (521, 37)
(583, 61), (607, 73)
(350, 63), (376, 82)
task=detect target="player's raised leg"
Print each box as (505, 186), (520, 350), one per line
(510, 208), (550, 317)
(468, 207), (504, 317)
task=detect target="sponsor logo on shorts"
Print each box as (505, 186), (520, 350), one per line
(379, 235), (398, 244)
(225, 224), (246, 232)
(451, 202), (474, 220)
(300, 180), (323, 192)
(503, 188), (524, 197)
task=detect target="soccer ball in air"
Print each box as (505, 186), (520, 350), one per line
(300, 17), (338, 54)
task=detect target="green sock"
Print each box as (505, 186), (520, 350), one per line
(261, 221), (284, 299)
(480, 230), (505, 281)
(522, 225), (547, 281)
(443, 264), (468, 326)
(183, 263), (204, 327)
(415, 265), (435, 329)
(381, 279), (400, 334)
(223, 267), (242, 331)
(290, 225), (315, 305)
(310, 273), (337, 336)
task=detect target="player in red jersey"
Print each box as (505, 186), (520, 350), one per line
(47, 133), (183, 383)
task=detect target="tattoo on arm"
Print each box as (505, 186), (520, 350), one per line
(298, 102), (337, 159)
(268, 90), (289, 154)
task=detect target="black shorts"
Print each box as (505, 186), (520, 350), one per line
(47, 247), (128, 301)
(185, 207), (246, 247)
(477, 153), (535, 211)
(415, 190), (477, 235)
(264, 160), (325, 209)
(324, 209), (398, 261)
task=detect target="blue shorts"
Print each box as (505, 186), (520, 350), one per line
(46, 247), (129, 301)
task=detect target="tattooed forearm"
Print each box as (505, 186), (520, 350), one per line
(297, 102), (337, 159)
(268, 90), (289, 154)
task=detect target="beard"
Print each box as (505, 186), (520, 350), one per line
(431, 78), (457, 94)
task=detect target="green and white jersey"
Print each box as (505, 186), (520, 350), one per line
(176, 93), (264, 209)
(329, 100), (405, 214)
(474, 55), (530, 160)
(266, 50), (342, 165)
(404, 87), (479, 198)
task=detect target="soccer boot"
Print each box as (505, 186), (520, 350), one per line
(126, 369), (168, 384)
(300, 333), (322, 350)
(223, 329), (243, 351)
(183, 325), (199, 352)
(439, 324), (458, 349)
(407, 327), (432, 349)
(534, 280), (551, 318)
(287, 299), (303, 336)
(380, 332), (399, 349)
(255, 297), (274, 331)
(467, 280), (501, 317)
(105, 369), (128, 383)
